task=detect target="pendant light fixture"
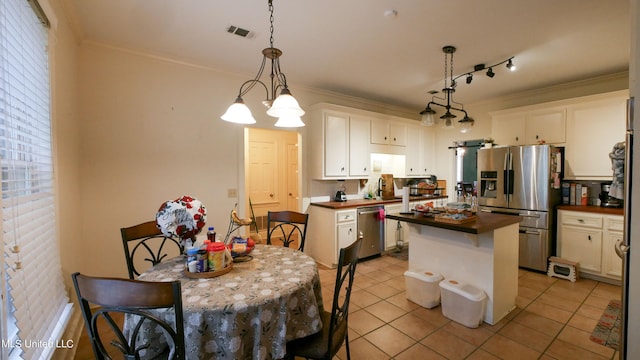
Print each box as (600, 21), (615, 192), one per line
(420, 46), (515, 133)
(221, 0), (305, 127)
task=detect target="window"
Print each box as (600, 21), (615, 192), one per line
(0, 0), (71, 359)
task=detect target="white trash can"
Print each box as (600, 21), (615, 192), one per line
(439, 279), (487, 328)
(404, 270), (443, 309)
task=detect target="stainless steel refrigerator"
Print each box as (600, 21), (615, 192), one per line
(477, 144), (562, 271)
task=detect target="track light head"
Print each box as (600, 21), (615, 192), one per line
(486, 67), (495, 78)
(466, 74), (473, 84)
(506, 58), (516, 71)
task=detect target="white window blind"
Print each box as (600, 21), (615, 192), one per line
(0, 1), (71, 359)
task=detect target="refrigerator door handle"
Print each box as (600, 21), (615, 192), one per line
(623, 97), (634, 248)
(503, 152), (511, 196)
(616, 239), (629, 259)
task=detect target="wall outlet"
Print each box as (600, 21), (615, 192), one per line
(227, 188), (237, 198)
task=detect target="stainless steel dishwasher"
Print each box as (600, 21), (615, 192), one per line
(357, 205), (385, 259)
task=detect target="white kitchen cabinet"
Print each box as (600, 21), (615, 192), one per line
(308, 105), (371, 179)
(491, 108), (565, 146)
(324, 112), (349, 177)
(405, 126), (435, 177)
(371, 118), (407, 146)
(306, 206), (357, 268)
(564, 92), (627, 180)
(603, 216), (623, 279)
(557, 209), (622, 281)
(348, 115), (371, 177)
(492, 112), (526, 146)
(525, 108), (566, 144)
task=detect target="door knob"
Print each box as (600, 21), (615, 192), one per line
(270, 193), (274, 198)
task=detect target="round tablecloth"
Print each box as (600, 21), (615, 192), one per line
(128, 245), (324, 360)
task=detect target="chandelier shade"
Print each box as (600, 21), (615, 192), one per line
(220, 0), (304, 127)
(420, 45), (514, 133)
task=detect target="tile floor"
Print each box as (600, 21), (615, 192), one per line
(320, 253), (621, 360)
(74, 252), (621, 360)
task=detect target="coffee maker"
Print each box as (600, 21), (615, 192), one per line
(599, 182), (623, 208)
(334, 181), (347, 202)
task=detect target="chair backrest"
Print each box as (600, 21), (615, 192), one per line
(326, 238), (362, 356)
(71, 272), (185, 360)
(121, 220), (182, 279)
(266, 211), (309, 251)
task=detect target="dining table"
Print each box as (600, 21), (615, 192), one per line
(124, 244), (324, 360)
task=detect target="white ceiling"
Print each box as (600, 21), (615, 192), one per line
(64, 0), (630, 113)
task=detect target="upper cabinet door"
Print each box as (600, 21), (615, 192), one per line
(492, 112), (526, 146)
(389, 122), (407, 146)
(324, 112), (349, 177)
(370, 118), (390, 145)
(565, 95), (627, 179)
(525, 108), (566, 144)
(349, 115), (370, 177)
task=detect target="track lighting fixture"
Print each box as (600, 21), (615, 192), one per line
(486, 68), (495, 78)
(221, 0), (305, 127)
(419, 46), (515, 133)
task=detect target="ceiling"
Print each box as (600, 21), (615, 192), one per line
(64, 0), (630, 113)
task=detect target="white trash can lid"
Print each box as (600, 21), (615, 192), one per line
(404, 270), (443, 282)
(439, 279), (487, 301)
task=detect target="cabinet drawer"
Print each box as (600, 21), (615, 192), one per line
(336, 210), (357, 223)
(605, 216), (624, 232)
(561, 212), (602, 228)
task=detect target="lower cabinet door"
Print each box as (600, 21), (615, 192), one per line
(337, 222), (356, 250)
(559, 226), (603, 273)
(603, 230), (623, 279)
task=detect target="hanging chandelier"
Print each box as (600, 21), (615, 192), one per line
(221, 0), (305, 127)
(420, 46), (515, 133)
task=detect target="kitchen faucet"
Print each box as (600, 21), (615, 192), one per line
(378, 177), (385, 197)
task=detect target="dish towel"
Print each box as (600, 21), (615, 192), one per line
(609, 142), (625, 200)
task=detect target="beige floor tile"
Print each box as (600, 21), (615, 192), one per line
(365, 282), (403, 299)
(481, 333), (542, 360)
(511, 310), (564, 337)
(546, 282), (591, 302)
(576, 302), (610, 321)
(498, 320), (554, 352)
(336, 336), (390, 360)
(347, 309), (385, 336)
(389, 313), (439, 340)
(518, 284), (543, 300)
(365, 300), (407, 323)
(465, 349), (501, 360)
(394, 343), (447, 360)
(421, 328), (477, 359)
(385, 292), (421, 312)
(567, 313), (600, 333)
(515, 295), (534, 309)
(545, 338), (610, 360)
(526, 299), (574, 323)
(381, 264), (408, 277)
(363, 324), (416, 357)
(591, 282), (622, 299)
(557, 325), (616, 358)
(350, 288), (382, 308)
(363, 269), (396, 283)
(442, 321), (494, 346)
(536, 291), (583, 312)
(409, 306), (450, 327)
(383, 276), (406, 291)
(584, 293), (616, 309)
(353, 274), (379, 289)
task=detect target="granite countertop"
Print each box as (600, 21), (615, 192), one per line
(309, 195), (449, 209)
(557, 204), (624, 216)
(385, 211), (522, 234)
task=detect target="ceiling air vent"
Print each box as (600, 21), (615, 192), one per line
(227, 25), (254, 39)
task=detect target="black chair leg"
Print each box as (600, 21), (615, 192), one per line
(345, 332), (351, 360)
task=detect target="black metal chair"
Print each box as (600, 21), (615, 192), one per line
(121, 220), (182, 279)
(71, 272), (185, 360)
(285, 238), (363, 360)
(266, 210), (309, 251)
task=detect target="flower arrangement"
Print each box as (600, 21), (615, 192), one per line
(156, 195), (207, 247)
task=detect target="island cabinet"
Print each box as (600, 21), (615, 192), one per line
(308, 105), (371, 179)
(386, 212), (521, 325)
(557, 208), (623, 282)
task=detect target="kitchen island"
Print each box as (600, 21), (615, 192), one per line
(386, 212), (521, 325)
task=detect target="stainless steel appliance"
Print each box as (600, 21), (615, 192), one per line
(357, 205), (385, 259)
(599, 182), (623, 208)
(477, 145), (562, 271)
(619, 97), (634, 357)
